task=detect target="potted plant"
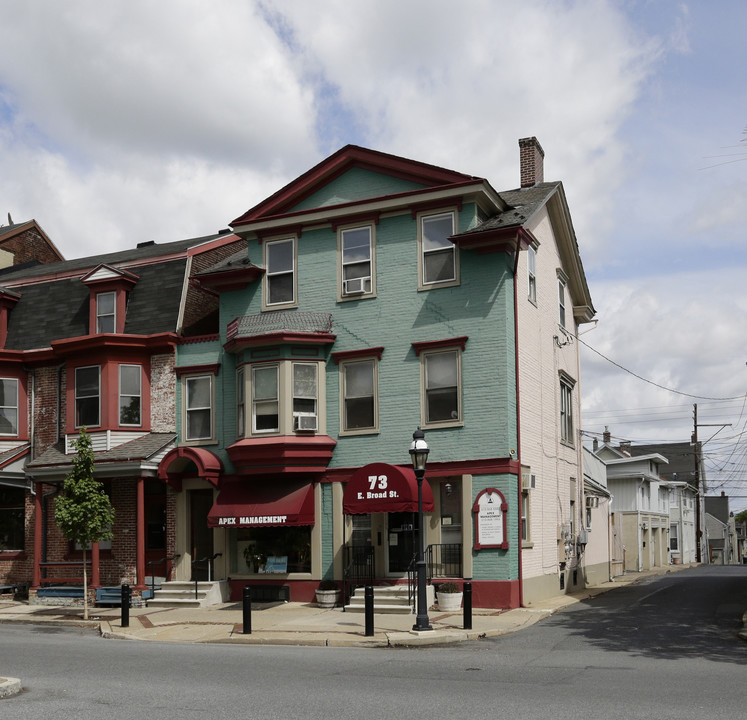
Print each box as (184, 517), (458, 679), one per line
(436, 582), (463, 611)
(315, 579), (340, 608)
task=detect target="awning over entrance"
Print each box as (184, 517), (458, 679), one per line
(343, 462), (434, 514)
(207, 481), (315, 528)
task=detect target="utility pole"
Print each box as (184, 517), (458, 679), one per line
(693, 403), (731, 565)
(692, 404), (702, 563)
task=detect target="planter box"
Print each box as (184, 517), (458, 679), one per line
(315, 589), (339, 608)
(437, 591), (463, 611)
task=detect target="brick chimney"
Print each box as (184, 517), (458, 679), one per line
(603, 426), (611, 444)
(519, 137), (545, 187)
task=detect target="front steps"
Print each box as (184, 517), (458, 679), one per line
(146, 580), (229, 609)
(345, 584), (435, 614)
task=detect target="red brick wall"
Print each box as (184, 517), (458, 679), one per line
(0, 227), (62, 265)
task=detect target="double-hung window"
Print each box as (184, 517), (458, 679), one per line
(341, 358), (377, 432)
(420, 211), (457, 287)
(341, 226), (374, 297)
(293, 363), (318, 431)
(75, 366), (101, 428)
(559, 373), (575, 445)
(185, 375), (213, 441)
(527, 246), (537, 303)
(265, 238), (296, 307)
(96, 292), (116, 333)
(0, 378), (18, 436)
(252, 365), (279, 433)
(119, 365), (141, 426)
(423, 349), (461, 425)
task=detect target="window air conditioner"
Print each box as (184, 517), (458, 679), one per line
(585, 496), (599, 509)
(344, 277), (370, 295)
(521, 474), (536, 491)
(294, 414), (317, 431)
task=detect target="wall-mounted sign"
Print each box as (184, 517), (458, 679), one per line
(472, 488), (508, 550)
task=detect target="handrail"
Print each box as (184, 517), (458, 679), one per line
(191, 553), (223, 598)
(146, 553), (181, 594)
(406, 552), (418, 612)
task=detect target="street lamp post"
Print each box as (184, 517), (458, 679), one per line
(410, 427), (432, 632)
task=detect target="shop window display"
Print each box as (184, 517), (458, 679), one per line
(231, 526), (311, 575)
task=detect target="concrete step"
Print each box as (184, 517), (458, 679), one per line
(147, 580), (229, 608)
(345, 585), (414, 614)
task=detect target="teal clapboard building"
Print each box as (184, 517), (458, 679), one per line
(168, 145), (541, 608)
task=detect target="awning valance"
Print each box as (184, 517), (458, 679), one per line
(207, 481), (315, 528)
(343, 462), (434, 515)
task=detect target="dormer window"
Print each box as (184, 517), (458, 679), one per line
(81, 264), (138, 335)
(97, 292), (116, 333)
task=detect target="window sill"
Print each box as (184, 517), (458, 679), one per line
(521, 541), (534, 549)
(422, 420), (464, 430)
(0, 551), (25, 559)
(180, 439), (219, 447)
(418, 279), (460, 292)
(338, 292), (376, 303)
(338, 428), (380, 438)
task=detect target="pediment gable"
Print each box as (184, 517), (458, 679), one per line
(231, 145), (476, 225)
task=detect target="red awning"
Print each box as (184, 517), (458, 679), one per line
(207, 481), (315, 528)
(343, 462), (435, 515)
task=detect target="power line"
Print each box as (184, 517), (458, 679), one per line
(577, 334), (747, 402)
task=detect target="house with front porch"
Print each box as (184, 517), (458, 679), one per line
(594, 441), (671, 572)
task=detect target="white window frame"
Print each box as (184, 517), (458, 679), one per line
(670, 523), (679, 551)
(96, 291), (116, 333)
(251, 364), (280, 434)
(292, 363), (318, 431)
(0, 377), (19, 436)
(521, 490), (531, 544)
(118, 364), (142, 427)
(75, 365), (101, 428)
(418, 210), (459, 289)
(242, 360), (325, 437)
(558, 275), (567, 328)
(340, 357), (378, 435)
(339, 225), (375, 299)
(559, 373), (575, 446)
(264, 237), (297, 308)
(184, 374), (213, 442)
(236, 367), (245, 438)
(527, 246), (537, 304)
(421, 348), (462, 428)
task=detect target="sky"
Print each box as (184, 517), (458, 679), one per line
(1, 1), (746, 511)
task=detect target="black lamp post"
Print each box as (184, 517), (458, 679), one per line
(410, 427), (432, 632)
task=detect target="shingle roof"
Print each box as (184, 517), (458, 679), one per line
(27, 433), (176, 470)
(3, 258), (189, 350)
(458, 182), (561, 235)
(0, 231), (228, 283)
(231, 311), (333, 338)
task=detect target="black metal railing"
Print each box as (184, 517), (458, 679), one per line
(426, 543), (463, 579)
(191, 552), (222, 598)
(406, 553), (418, 611)
(342, 545), (374, 609)
(146, 553), (181, 595)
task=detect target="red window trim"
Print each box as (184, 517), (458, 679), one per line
(411, 336), (468, 356)
(331, 347), (384, 364)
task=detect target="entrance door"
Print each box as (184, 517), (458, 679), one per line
(145, 480), (167, 580)
(189, 489), (214, 581)
(386, 511), (417, 574)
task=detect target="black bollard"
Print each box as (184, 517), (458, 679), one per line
(364, 585), (374, 637)
(463, 581), (472, 630)
(121, 584), (130, 628)
(242, 586), (252, 634)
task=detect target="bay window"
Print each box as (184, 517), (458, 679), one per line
(0, 378), (18, 436)
(75, 366), (101, 428)
(119, 365), (141, 426)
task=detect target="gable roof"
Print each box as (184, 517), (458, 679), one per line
(231, 145), (479, 226)
(0, 218), (65, 263)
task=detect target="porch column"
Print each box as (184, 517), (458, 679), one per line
(32, 482), (43, 588)
(91, 542), (101, 587)
(135, 476), (146, 589)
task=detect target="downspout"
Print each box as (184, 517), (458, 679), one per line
(513, 241), (524, 608)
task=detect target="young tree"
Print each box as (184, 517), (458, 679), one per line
(54, 429), (115, 619)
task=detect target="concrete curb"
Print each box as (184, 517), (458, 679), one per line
(0, 676), (22, 699)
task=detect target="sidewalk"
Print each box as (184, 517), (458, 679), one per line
(0, 564), (711, 649)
